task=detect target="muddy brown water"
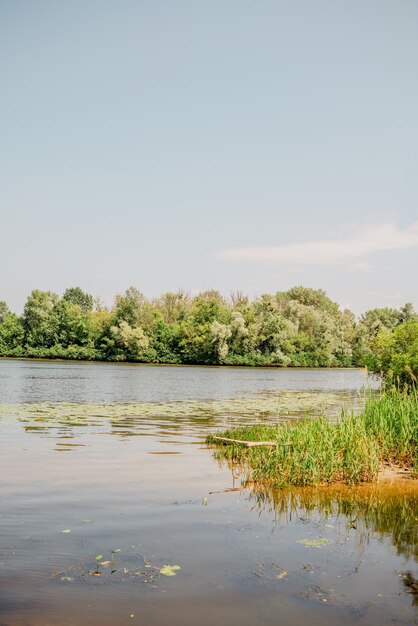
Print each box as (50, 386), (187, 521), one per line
(0, 359), (416, 625)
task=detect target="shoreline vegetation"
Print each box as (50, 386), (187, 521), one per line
(207, 390), (418, 488)
(1, 286), (417, 382)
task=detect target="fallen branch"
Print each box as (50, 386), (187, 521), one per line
(211, 436), (277, 448)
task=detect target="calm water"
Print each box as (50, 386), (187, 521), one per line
(0, 359), (416, 626)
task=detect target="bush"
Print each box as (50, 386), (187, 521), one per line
(367, 322), (418, 387)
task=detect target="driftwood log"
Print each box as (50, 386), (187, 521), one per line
(211, 436), (277, 448)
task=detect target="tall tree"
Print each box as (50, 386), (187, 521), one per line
(63, 287), (94, 312)
(22, 290), (59, 348)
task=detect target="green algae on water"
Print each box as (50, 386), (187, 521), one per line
(0, 390), (345, 426)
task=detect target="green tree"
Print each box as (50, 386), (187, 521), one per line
(178, 291), (231, 364)
(250, 295), (297, 365)
(333, 309), (356, 366)
(0, 313), (24, 354)
(109, 320), (150, 361)
(352, 305), (414, 365)
(399, 302), (418, 324)
(276, 286), (339, 316)
(63, 287), (94, 312)
(153, 291), (190, 324)
(288, 303), (328, 365)
(51, 300), (93, 348)
(22, 290), (59, 348)
(112, 287), (156, 333)
(367, 321), (418, 387)
(210, 320), (232, 363)
(0, 301), (10, 322)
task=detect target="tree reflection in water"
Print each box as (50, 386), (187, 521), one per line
(243, 479), (418, 561)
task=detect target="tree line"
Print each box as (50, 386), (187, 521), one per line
(0, 286), (417, 379)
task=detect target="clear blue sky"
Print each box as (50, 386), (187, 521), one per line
(1, 1), (417, 314)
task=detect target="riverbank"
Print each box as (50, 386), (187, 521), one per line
(0, 354), (365, 371)
(207, 390), (418, 487)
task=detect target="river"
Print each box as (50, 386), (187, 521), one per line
(0, 359), (416, 625)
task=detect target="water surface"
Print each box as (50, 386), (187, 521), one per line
(0, 360), (416, 626)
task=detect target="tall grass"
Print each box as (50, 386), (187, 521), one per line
(206, 390), (418, 487)
(361, 388), (418, 467)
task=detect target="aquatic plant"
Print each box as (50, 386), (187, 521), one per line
(207, 390), (418, 487)
(360, 387), (418, 468)
(0, 390), (344, 431)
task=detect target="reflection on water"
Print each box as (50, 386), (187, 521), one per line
(403, 571), (418, 606)
(247, 481), (418, 562)
(0, 359), (375, 404)
(0, 360), (416, 626)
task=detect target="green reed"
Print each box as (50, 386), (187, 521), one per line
(361, 387), (418, 467)
(206, 389), (418, 487)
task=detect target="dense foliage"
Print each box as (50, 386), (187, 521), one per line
(364, 321), (418, 386)
(0, 286), (416, 373)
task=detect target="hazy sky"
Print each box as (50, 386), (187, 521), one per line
(1, 1), (417, 314)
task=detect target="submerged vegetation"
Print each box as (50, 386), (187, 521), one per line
(207, 390), (418, 488)
(0, 285), (417, 377)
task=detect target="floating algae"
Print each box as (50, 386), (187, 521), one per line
(297, 537), (331, 548)
(159, 564), (181, 577)
(0, 390), (351, 428)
